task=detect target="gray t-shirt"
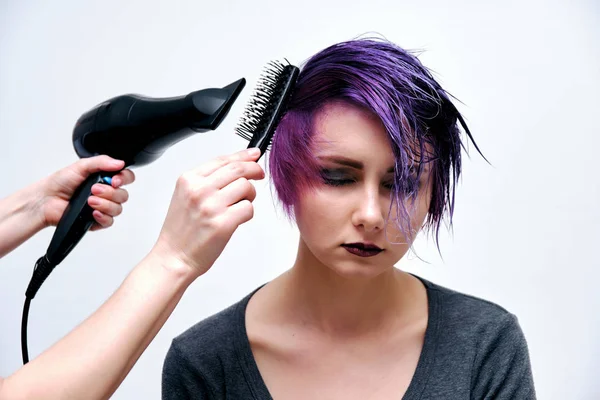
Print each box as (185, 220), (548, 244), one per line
(162, 276), (536, 399)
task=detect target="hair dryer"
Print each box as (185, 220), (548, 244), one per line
(25, 77), (246, 301)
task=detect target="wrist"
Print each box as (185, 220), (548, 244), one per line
(31, 178), (51, 229)
(0, 180), (47, 258)
(144, 243), (204, 287)
(16, 179), (47, 231)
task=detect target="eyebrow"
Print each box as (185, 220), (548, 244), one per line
(317, 155), (429, 174)
(317, 156), (393, 172)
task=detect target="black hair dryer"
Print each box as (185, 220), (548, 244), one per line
(26, 78), (246, 301)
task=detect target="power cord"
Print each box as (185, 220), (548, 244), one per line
(22, 255), (55, 364)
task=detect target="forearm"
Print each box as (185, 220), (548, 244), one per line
(0, 182), (45, 258)
(0, 251), (196, 400)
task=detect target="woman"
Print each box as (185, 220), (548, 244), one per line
(161, 39), (536, 399)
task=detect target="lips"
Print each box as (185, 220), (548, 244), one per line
(341, 242), (383, 257)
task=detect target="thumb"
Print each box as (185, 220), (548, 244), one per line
(74, 155), (125, 175)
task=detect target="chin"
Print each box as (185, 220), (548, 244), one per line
(325, 258), (392, 281)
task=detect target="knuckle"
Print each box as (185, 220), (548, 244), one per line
(246, 179), (256, 193)
(198, 200), (217, 219)
(243, 199), (254, 213)
(176, 173), (192, 189)
(113, 203), (123, 216)
(252, 162), (264, 173)
(241, 201), (254, 220)
(228, 162), (243, 175)
(215, 155), (229, 165)
(178, 173), (202, 196)
(241, 179), (256, 198)
(208, 216), (230, 237)
(191, 183), (210, 203)
(214, 217), (231, 231)
(199, 216), (217, 233)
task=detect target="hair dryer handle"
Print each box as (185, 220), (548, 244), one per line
(45, 171), (118, 266)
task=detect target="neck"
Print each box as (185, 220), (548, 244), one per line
(277, 238), (419, 337)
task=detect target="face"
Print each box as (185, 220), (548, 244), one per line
(294, 101), (433, 279)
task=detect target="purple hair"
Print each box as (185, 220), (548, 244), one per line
(268, 38), (484, 247)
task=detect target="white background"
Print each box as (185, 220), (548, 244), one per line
(1, 1), (599, 398)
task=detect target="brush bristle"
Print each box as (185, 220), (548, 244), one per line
(235, 60), (299, 152)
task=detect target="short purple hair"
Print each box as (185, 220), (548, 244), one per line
(268, 38), (483, 246)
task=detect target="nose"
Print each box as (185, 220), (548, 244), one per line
(351, 186), (386, 232)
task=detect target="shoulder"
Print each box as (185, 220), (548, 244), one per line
(163, 286), (261, 377)
(417, 276), (535, 398)
(418, 276), (522, 336)
(417, 275), (531, 370)
(162, 288), (260, 398)
(166, 288), (255, 366)
(175, 301), (240, 348)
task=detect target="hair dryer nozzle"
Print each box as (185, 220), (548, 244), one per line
(190, 77), (246, 131)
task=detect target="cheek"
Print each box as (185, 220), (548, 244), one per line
(412, 193), (432, 226)
(385, 190), (432, 242)
(294, 189), (339, 237)
(294, 188), (349, 246)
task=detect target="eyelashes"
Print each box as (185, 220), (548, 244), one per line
(319, 169), (407, 192)
(320, 169), (358, 187)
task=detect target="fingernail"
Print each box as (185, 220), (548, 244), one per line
(89, 197), (99, 205)
(248, 148), (261, 156)
(112, 178), (121, 187)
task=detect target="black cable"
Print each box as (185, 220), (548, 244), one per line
(21, 297), (31, 364)
(22, 255), (55, 365)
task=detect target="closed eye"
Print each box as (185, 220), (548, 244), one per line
(320, 169), (396, 191)
(320, 169), (355, 186)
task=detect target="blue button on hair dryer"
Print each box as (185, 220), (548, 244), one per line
(21, 77), (246, 363)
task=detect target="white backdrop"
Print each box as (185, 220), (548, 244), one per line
(1, 1), (599, 398)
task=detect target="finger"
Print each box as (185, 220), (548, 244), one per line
(206, 161), (265, 190)
(91, 210), (114, 230)
(217, 177), (257, 206)
(91, 184), (129, 204)
(191, 148), (261, 177)
(88, 196), (123, 217)
(76, 155), (125, 175)
(111, 169), (135, 188)
(224, 199), (255, 227)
